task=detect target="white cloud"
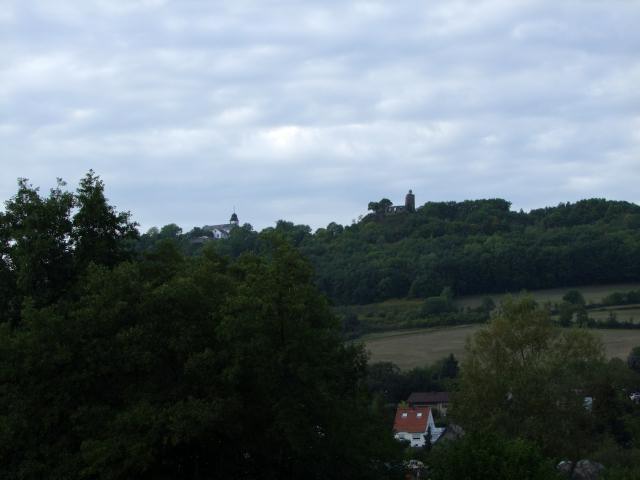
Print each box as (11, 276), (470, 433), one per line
(1, 0), (639, 230)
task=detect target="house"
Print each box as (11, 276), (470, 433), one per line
(393, 406), (443, 447)
(407, 392), (451, 417)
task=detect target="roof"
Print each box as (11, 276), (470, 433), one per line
(393, 406), (431, 434)
(203, 224), (234, 232)
(407, 392), (450, 405)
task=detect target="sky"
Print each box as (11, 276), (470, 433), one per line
(1, 0), (639, 232)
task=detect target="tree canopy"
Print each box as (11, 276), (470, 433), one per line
(0, 175), (402, 479)
(454, 296), (605, 458)
(145, 197), (640, 305)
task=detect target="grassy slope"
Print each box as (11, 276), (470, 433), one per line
(363, 325), (640, 370)
(355, 283), (640, 369)
(339, 282), (640, 333)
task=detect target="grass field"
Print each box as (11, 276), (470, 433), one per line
(363, 325), (640, 370)
(338, 282), (640, 333)
(586, 305), (640, 323)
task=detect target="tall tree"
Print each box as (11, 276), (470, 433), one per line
(0, 178), (74, 316)
(72, 170), (138, 271)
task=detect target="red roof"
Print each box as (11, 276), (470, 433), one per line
(393, 406), (431, 434)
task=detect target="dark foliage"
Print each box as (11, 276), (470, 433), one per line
(0, 176), (403, 479)
(145, 198), (640, 305)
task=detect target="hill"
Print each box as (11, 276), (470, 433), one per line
(140, 197), (640, 305)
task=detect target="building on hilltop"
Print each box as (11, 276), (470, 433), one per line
(196, 211), (239, 242)
(385, 189), (416, 214)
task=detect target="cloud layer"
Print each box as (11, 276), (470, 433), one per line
(2, 0), (639, 230)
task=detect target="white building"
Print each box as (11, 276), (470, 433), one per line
(393, 406), (444, 447)
(203, 212), (239, 239)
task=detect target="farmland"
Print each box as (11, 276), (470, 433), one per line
(337, 282), (640, 334)
(363, 325), (640, 369)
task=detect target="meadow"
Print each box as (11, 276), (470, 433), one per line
(338, 282), (640, 334)
(363, 325), (640, 370)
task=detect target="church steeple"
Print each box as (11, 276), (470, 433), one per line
(230, 209), (239, 226)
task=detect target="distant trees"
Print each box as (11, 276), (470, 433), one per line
(299, 198), (640, 305)
(563, 289), (586, 306)
(368, 198), (393, 214)
(366, 355), (459, 405)
(135, 198), (640, 306)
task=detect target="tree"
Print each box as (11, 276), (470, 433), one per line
(0, 237), (402, 479)
(454, 296), (605, 458)
(72, 170), (138, 270)
(428, 433), (557, 480)
(558, 301), (575, 327)
(563, 290), (586, 306)
(435, 353), (459, 380)
(0, 178), (74, 315)
(423, 426), (432, 452)
(479, 297), (496, 313)
(367, 198), (392, 215)
(627, 346), (640, 373)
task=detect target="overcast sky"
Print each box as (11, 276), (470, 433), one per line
(1, 0), (639, 231)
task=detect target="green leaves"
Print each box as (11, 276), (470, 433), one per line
(0, 236), (400, 478)
(455, 296), (605, 458)
(0, 173), (139, 325)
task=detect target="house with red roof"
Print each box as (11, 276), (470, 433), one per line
(392, 406), (439, 447)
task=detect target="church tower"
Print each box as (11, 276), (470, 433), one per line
(230, 211), (239, 227)
(405, 189), (415, 213)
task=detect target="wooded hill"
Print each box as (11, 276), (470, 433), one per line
(144, 198), (640, 305)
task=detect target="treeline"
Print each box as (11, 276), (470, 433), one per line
(367, 354), (459, 405)
(141, 198), (640, 305)
(305, 198), (640, 304)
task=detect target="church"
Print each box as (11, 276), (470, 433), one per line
(202, 211), (239, 239)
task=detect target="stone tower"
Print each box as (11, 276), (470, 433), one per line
(405, 189), (415, 213)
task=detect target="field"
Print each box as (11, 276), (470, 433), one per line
(363, 325), (640, 370)
(338, 282), (640, 333)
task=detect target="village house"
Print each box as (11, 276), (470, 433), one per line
(393, 406), (444, 447)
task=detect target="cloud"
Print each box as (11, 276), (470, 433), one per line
(1, 0), (639, 230)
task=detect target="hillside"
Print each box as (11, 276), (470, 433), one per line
(140, 198), (640, 305)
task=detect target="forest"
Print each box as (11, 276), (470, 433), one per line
(139, 197), (640, 305)
(3, 174), (640, 479)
